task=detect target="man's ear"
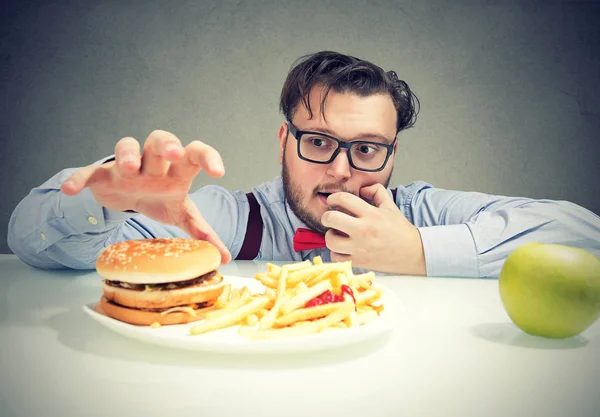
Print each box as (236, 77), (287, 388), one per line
(277, 122), (288, 165)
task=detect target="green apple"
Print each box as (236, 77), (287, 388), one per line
(499, 242), (600, 339)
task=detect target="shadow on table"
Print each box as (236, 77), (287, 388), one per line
(469, 322), (589, 350)
(45, 308), (393, 369)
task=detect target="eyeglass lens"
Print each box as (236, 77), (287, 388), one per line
(298, 133), (389, 170)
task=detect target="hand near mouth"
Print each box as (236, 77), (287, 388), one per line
(321, 191), (357, 220)
(320, 184), (426, 275)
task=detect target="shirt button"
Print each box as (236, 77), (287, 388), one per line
(88, 216), (98, 225)
(41, 233), (47, 241)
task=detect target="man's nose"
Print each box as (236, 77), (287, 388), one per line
(326, 149), (352, 179)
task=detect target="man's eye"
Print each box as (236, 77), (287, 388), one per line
(311, 138), (329, 147)
(357, 144), (378, 154)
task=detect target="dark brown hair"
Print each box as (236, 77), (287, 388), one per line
(279, 51), (420, 133)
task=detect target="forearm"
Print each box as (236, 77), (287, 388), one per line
(474, 199), (599, 277)
(7, 168), (138, 270)
(418, 199), (600, 278)
(8, 167), (242, 270)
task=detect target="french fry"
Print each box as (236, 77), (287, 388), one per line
(372, 304), (384, 314)
(355, 309), (379, 325)
(190, 296), (270, 335)
(255, 273), (277, 289)
(279, 280), (332, 315)
(239, 301), (354, 340)
(259, 267), (289, 329)
(259, 292), (293, 329)
(204, 298), (247, 319)
(348, 272), (373, 290)
(292, 320), (312, 327)
(354, 271), (375, 284)
(330, 272), (344, 293)
(355, 287), (383, 306)
(344, 310), (358, 327)
(265, 288), (276, 300)
(288, 261), (351, 286)
(258, 312), (277, 329)
(267, 271), (281, 279)
(357, 305), (372, 313)
(266, 263), (281, 275)
(240, 286), (251, 301)
(188, 256), (385, 339)
(325, 271), (349, 293)
(323, 321), (347, 331)
(275, 302), (340, 327)
(294, 281), (308, 294)
(215, 284), (232, 308)
(275, 267), (288, 304)
(280, 260), (312, 273)
(245, 314), (259, 326)
(305, 269), (333, 288)
(229, 288), (241, 301)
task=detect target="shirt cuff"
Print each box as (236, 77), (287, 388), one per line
(417, 224), (480, 278)
(61, 187), (137, 231)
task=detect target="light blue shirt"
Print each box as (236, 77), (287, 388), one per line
(7, 157), (600, 277)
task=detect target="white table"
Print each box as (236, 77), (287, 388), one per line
(0, 254), (598, 417)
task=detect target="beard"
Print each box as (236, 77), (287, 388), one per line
(281, 148), (393, 235)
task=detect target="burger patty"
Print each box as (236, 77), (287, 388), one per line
(103, 297), (212, 312)
(105, 270), (219, 292)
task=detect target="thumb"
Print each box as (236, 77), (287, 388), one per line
(180, 200), (232, 265)
(360, 183), (396, 209)
(60, 164), (110, 195)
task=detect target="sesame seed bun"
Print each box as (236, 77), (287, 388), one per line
(96, 237), (221, 285)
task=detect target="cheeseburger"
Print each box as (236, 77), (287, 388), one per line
(95, 238), (224, 326)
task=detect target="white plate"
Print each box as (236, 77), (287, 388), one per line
(82, 275), (397, 354)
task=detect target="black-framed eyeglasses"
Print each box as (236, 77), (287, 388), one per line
(286, 120), (396, 172)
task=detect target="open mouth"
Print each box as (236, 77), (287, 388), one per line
(317, 192), (334, 205)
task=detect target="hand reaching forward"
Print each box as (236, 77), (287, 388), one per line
(60, 130), (232, 264)
(321, 183), (426, 275)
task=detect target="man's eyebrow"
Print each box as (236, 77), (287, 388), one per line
(307, 127), (394, 144)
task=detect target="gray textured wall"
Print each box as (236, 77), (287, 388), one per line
(2, 0), (599, 255)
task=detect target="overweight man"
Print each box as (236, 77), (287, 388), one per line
(7, 51), (600, 277)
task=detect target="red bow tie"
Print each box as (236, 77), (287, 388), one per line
(293, 228), (326, 252)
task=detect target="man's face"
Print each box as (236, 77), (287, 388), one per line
(278, 86), (398, 233)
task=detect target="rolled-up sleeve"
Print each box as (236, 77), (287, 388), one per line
(8, 168), (138, 269)
(8, 163), (247, 270)
(398, 182), (600, 278)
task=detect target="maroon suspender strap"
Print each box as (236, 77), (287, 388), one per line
(236, 188), (398, 260)
(236, 192), (263, 260)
